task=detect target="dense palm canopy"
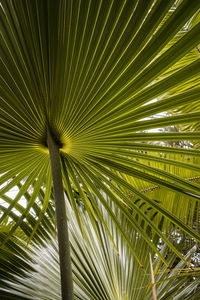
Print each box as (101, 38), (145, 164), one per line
(0, 0), (200, 296)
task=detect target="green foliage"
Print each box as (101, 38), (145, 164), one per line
(1, 0), (200, 284)
(0, 202), (199, 300)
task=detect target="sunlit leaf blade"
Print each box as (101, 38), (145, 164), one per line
(1, 0), (200, 270)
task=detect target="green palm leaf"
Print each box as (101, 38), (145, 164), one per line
(0, 201), (199, 300)
(1, 0), (200, 297)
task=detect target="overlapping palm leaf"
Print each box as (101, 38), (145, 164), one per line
(0, 200), (199, 300)
(1, 0), (200, 264)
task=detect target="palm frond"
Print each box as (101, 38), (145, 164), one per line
(0, 201), (199, 300)
(1, 0), (200, 266)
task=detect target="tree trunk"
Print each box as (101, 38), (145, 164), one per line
(47, 128), (74, 300)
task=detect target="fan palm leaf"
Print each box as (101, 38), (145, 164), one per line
(1, 0), (200, 297)
(0, 200), (199, 300)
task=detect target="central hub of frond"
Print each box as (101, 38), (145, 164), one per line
(39, 126), (64, 150)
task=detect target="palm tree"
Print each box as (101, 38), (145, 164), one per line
(1, 0), (200, 299)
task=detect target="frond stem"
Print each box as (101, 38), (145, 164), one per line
(47, 128), (74, 300)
